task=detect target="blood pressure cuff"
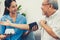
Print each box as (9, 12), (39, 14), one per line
(29, 22), (38, 31)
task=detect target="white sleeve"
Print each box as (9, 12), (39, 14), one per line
(52, 18), (60, 38)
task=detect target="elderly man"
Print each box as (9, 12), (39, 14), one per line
(40, 0), (60, 40)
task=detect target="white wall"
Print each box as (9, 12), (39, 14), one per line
(58, 0), (60, 10)
(0, 0), (5, 18)
(16, 0), (43, 23)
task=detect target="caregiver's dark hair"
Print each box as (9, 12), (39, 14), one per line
(3, 0), (16, 15)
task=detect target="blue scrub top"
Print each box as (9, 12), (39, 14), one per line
(0, 13), (27, 40)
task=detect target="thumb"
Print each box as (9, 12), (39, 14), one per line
(5, 19), (11, 23)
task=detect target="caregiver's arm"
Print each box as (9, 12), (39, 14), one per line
(0, 21), (29, 30)
(10, 22), (38, 31)
(10, 23), (29, 30)
(0, 21), (38, 30)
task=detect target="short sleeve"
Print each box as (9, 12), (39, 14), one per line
(19, 15), (27, 24)
(22, 17), (27, 24)
(0, 17), (6, 34)
(52, 18), (60, 38)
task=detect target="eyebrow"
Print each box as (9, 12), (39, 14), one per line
(42, 3), (50, 5)
(42, 2), (50, 5)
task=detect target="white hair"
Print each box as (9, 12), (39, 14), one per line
(49, 0), (58, 10)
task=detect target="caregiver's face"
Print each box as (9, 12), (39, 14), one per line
(8, 1), (17, 14)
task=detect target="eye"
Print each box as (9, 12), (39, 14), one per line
(12, 6), (15, 8)
(12, 5), (17, 8)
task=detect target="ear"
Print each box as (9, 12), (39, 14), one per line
(49, 4), (53, 9)
(50, 4), (53, 8)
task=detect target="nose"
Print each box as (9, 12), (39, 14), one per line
(15, 7), (17, 11)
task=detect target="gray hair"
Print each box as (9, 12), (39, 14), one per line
(49, 0), (58, 10)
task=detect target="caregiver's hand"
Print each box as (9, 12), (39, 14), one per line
(0, 20), (11, 26)
(29, 22), (38, 31)
(32, 25), (38, 31)
(0, 34), (7, 39)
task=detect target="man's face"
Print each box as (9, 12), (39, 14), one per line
(41, 2), (50, 16)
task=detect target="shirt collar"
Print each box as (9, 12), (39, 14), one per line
(46, 10), (59, 19)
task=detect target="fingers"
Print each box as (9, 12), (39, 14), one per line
(32, 25), (38, 31)
(5, 19), (11, 23)
(0, 35), (7, 39)
(35, 25), (38, 30)
(0, 21), (3, 25)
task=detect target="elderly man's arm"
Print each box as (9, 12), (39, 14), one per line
(40, 20), (59, 39)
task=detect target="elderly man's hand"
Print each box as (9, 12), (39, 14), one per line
(40, 20), (47, 26)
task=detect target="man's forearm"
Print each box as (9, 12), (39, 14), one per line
(41, 23), (59, 39)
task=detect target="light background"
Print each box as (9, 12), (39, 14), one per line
(0, 0), (60, 40)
